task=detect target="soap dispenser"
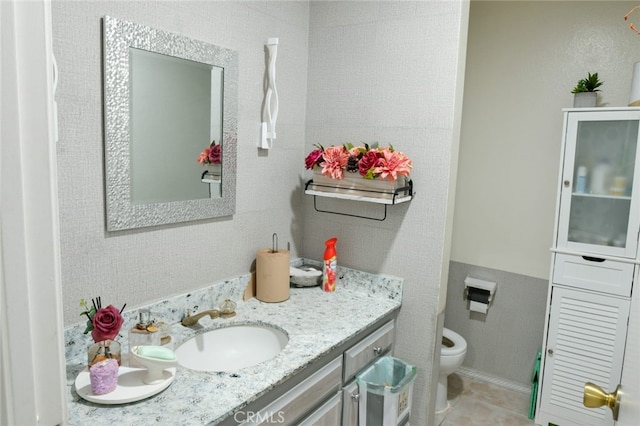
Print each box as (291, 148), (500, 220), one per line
(128, 309), (161, 366)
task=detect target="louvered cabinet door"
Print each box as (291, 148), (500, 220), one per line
(538, 286), (631, 426)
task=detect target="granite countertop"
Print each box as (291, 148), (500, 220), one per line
(65, 266), (402, 425)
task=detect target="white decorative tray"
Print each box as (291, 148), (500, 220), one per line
(75, 366), (176, 404)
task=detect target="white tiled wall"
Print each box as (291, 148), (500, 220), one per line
(304, 2), (468, 425)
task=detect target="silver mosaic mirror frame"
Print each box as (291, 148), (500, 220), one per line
(103, 16), (238, 231)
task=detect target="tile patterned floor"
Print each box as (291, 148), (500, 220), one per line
(436, 373), (535, 426)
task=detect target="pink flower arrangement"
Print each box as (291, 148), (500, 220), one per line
(197, 141), (221, 165)
(80, 297), (125, 343)
(305, 143), (412, 182)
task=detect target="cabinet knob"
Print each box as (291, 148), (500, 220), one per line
(373, 346), (382, 355)
(351, 393), (360, 402)
(547, 348), (554, 356)
(563, 180), (570, 188)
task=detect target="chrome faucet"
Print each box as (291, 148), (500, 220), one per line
(181, 309), (219, 327)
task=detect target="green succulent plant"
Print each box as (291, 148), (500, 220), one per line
(571, 72), (603, 94)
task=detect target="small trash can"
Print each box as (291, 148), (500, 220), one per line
(355, 356), (417, 426)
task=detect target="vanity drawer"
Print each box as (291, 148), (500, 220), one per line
(241, 356), (342, 426)
(553, 253), (634, 296)
(343, 320), (395, 382)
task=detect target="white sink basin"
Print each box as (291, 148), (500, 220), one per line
(175, 324), (288, 372)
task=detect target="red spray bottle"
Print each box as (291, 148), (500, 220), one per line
(323, 238), (338, 292)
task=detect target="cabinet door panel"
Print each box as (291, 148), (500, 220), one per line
(241, 356), (342, 426)
(556, 110), (640, 258)
(538, 287), (630, 426)
(342, 381), (359, 426)
(298, 392), (342, 426)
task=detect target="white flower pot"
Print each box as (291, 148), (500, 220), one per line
(573, 92), (597, 108)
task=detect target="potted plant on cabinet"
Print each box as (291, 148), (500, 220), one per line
(571, 72), (603, 107)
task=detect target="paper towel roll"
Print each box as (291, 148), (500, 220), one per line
(256, 249), (290, 303)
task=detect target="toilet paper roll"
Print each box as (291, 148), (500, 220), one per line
(469, 300), (488, 314)
(256, 249), (290, 303)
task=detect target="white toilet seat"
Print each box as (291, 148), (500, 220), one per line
(437, 327), (467, 413)
(441, 327), (467, 357)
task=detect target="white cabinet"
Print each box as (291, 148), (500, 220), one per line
(537, 108), (638, 426)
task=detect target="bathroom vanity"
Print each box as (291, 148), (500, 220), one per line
(64, 264), (403, 425)
(536, 108), (640, 426)
(231, 318), (396, 426)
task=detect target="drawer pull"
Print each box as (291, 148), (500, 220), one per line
(373, 346), (382, 355)
(582, 256), (605, 263)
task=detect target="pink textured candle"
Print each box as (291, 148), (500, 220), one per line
(89, 358), (119, 395)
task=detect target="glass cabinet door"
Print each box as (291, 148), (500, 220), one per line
(556, 110), (640, 258)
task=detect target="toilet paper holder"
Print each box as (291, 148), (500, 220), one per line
(464, 276), (497, 304)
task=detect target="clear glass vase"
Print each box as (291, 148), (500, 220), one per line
(87, 340), (121, 368)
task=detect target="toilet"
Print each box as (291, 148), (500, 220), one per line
(436, 327), (467, 412)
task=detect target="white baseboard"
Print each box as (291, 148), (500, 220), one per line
(456, 366), (530, 395)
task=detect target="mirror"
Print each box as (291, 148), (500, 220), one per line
(103, 16), (238, 231)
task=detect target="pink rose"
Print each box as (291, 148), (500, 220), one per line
(91, 305), (124, 343)
(358, 150), (381, 177)
(208, 144), (222, 164)
(305, 149), (324, 169)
